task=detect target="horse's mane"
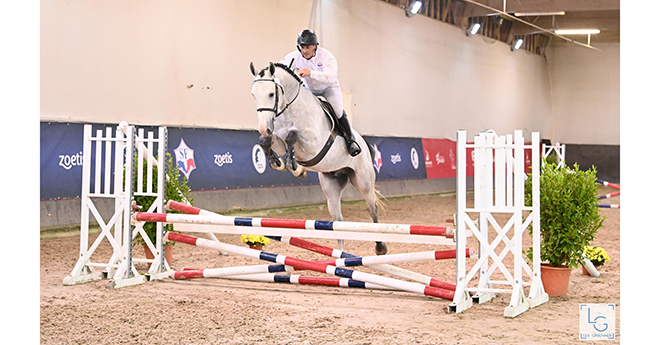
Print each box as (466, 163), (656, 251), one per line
(274, 63), (304, 84)
(259, 63), (303, 85)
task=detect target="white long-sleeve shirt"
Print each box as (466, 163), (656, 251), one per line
(280, 47), (339, 93)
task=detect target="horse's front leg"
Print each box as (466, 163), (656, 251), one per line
(285, 131), (307, 179)
(259, 135), (286, 171)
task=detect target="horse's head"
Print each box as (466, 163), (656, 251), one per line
(250, 62), (283, 137)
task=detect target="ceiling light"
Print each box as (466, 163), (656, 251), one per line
(511, 38), (523, 51)
(460, 0), (600, 50)
(405, 1), (423, 17)
(411, 1), (422, 14)
(554, 29), (600, 45)
(554, 29), (600, 35)
(466, 22), (481, 37)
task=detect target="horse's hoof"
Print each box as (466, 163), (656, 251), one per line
(290, 164), (306, 179)
(271, 158), (286, 171)
(375, 242), (387, 255)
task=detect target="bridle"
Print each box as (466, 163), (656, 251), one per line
(253, 75), (301, 118)
(251, 64), (338, 168)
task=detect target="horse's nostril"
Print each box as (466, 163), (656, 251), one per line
(266, 128), (272, 135)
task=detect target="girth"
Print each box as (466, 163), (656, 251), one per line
(296, 98), (338, 167)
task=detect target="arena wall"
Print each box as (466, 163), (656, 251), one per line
(41, 0), (553, 139)
(547, 43), (620, 146)
(40, 0), (620, 228)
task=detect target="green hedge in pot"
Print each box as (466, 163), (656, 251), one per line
(525, 161), (605, 268)
(132, 152), (192, 246)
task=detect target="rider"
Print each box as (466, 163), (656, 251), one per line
(280, 29), (361, 157)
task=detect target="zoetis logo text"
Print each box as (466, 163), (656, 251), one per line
(214, 152), (233, 167)
(59, 152), (83, 170)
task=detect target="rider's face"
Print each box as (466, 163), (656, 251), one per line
(300, 44), (317, 59)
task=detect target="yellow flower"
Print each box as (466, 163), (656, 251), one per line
(240, 234), (270, 246)
(583, 246), (610, 266)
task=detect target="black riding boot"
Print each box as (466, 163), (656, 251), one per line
(337, 113), (361, 157)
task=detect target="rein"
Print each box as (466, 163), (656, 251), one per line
(253, 65), (336, 168)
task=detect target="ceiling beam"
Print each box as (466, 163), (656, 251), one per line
(459, 0), (602, 50)
(477, 0), (619, 13)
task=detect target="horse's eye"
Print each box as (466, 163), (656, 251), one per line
(269, 93), (274, 98)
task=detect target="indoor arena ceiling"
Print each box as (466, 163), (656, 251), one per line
(381, 0), (620, 56)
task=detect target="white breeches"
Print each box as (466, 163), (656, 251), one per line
(312, 86), (345, 119)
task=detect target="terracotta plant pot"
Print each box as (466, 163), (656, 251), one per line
(582, 265), (590, 275)
(143, 243), (174, 267)
(540, 264), (572, 296)
(249, 244), (264, 250)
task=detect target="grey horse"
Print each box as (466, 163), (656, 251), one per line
(250, 62), (387, 255)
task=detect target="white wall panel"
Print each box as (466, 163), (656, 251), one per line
(547, 43), (620, 145)
(41, 0), (616, 144)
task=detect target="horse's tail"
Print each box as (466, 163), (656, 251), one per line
(362, 138), (386, 214)
(364, 138), (376, 162)
(374, 187), (386, 216)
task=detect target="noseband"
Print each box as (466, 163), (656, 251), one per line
(253, 76), (301, 118)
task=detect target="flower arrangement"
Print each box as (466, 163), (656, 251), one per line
(583, 246), (610, 267)
(241, 234), (271, 248)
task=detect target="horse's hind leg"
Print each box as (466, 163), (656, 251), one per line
(367, 193), (387, 255)
(347, 168), (388, 255)
(319, 171), (348, 250)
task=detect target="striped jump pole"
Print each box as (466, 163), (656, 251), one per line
(176, 269), (394, 291)
(271, 236), (465, 291)
(595, 179), (621, 209)
(162, 200), (453, 237)
(164, 200), (463, 290)
(165, 232), (454, 300)
(208, 273), (396, 291)
(173, 263), (296, 280)
(597, 192), (620, 200)
(172, 247), (471, 285)
(596, 179), (621, 190)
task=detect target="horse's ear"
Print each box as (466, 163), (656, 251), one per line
(269, 62), (275, 76)
(250, 62), (256, 76)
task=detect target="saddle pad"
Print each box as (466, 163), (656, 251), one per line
(318, 97), (339, 130)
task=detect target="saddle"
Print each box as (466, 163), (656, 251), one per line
(318, 97), (341, 135)
(296, 97), (373, 167)
(318, 97), (374, 160)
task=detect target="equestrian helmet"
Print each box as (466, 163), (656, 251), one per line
(297, 29), (318, 47)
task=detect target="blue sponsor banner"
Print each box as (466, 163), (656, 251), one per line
(40, 122), (161, 200)
(40, 122), (85, 200)
(166, 127), (319, 191)
(40, 122), (429, 201)
(364, 136), (427, 181)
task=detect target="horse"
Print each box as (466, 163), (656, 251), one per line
(249, 62), (387, 255)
